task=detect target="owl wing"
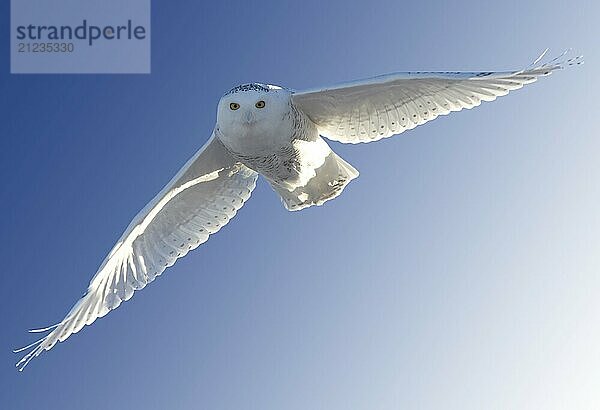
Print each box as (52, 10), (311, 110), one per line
(292, 50), (582, 143)
(15, 133), (258, 371)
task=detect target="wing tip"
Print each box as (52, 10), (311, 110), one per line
(527, 48), (584, 73)
(14, 321), (64, 371)
(14, 331), (48, 371)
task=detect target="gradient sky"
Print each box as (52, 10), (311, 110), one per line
(1, 1), (598, 409)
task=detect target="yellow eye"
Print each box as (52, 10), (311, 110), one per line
(255, 100), (266, 109)
(230, 102), (240, 110)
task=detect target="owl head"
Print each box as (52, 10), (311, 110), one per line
(216, 83), (292, 143)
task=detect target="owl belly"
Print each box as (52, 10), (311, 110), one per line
(217, 124), (299, 183)
(233, 144), (301, 186)
(231, 137), (333, 192)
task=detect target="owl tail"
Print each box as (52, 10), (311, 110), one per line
(271, 150), (359, 211)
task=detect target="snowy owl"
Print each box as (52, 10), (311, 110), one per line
(15, 50), (582, 370)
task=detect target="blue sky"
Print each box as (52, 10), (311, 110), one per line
(1, 1), (598, 409)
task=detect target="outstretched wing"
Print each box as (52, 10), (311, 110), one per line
(292, 50), (582, 144)
(15, 133), (258, 371)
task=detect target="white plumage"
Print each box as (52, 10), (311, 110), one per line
(15, 50), (581, 370)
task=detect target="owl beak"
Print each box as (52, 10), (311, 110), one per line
(244, 110), (255, 124)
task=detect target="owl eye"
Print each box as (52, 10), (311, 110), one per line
(229, 102), (240, 110)
(255, 100), (266, 109)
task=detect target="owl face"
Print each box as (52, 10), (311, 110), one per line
(216, 84), (292, 151)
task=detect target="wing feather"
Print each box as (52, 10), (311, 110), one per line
(292, 51), (582, 143)
(15, 134), (258, 371)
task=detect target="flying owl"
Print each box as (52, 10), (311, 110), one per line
(15, 50), (582, 370)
